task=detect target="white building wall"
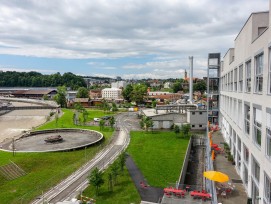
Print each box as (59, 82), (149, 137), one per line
(101, 88), (122, 99)
(220, 8), (271, 203)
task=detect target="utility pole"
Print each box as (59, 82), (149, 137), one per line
(189, 56), (194, 104)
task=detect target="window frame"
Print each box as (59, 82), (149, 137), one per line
(245, 60), (251, 93)
(254, 53), (264, 94)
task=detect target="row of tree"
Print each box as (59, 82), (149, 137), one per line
(88, 152), (127, 195)
(0, 71), (86, 89)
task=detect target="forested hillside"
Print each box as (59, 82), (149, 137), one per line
(0, 71), (86, 89)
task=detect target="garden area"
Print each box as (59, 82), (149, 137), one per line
(127, 131), (190, 187)
(0, 108), (115, 204)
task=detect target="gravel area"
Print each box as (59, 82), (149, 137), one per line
(0, 102), (52, 143)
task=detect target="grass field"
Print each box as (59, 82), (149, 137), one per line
(127, 131), (190, 188)
(82, 161), (140, 204)
(0, 108), (115, 204)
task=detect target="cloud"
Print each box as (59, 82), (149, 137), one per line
(0, 0), (269, 78)
(0, 67), (57, 74)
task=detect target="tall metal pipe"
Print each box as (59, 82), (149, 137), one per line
(189, 56), (193, 104)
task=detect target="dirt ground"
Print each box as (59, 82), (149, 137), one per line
(0, 102), (52, 143)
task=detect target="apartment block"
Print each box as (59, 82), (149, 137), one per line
(220, 3), (271, 203)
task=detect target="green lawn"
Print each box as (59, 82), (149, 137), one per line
(127, 131), (190, 188)
(82, 162), (140, 204)
(0, 109), (115, 204)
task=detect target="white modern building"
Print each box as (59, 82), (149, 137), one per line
(220, 2), (271, 203)
(101, 88), (122, 100)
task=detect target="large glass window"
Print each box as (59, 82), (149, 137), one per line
(246, 60), (251, 92)
(244, 104), (250, 135)
(243, 165), (248, 186)
(255, 53), (264, 93)
(239, 64), (243, 92)
(266, 112), (271, 158)
(254, 107), (262, 147)
(238, 100), (242, 128)
(264, 173), (271, 204)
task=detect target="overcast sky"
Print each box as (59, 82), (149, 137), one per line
(0, 0), (269, 79)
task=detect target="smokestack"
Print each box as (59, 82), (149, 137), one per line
(189, 56), (193, 104)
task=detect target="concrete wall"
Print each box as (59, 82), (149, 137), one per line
(187, 110), (207, 130)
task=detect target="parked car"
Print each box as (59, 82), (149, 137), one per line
(94, 118), (101, 122)
(101, 115), (111, 120)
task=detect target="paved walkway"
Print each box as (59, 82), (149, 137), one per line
(125, 155), (164, 203)
(212, 131), (248, 204)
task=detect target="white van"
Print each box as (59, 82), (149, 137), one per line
(94, 118), (101, 122)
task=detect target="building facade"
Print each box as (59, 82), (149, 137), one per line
(101, 88), (122, 100)
(220, 4), (271, 203)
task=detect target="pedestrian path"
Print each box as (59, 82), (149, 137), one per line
(212, 131), (248, 204)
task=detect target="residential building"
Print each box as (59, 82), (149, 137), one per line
(164, 82), (173, 89)
(220, 4), (271, 203)
(89, 89), (102, 99)
(101, 88), (122, 100)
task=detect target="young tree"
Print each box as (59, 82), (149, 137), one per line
(119, 152), (127, 173)
(109, 116), (115, 130)
(88, 167), (104, 195)
(107, 172), (113, 192)
(144, 117), (153, 132)
(82, 109), (89, 125)
(99, 119), (105, 131)
(174, 125), (180, 137)
(55, 113), (59, 127)
(181, 124), (191, 137)
(111, 102), (118, 112)
(193, 80), (207, 93)
(76, 87), (89, 98)
(110, 163), (119, 185)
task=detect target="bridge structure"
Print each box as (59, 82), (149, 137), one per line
(155, 104), (198, 114)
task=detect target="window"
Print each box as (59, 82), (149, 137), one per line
(199, 112), (202, 115)
(244, 104), (250, 135)
(237, 136), (241, 151)
(253, 107), (262, 147)
(266, 112), (271, 158)
(238, 100), (242, 128)
(199, 124), (202, 127)
(192, 112), (195, 115)
(246, 60), (251, 92)
(255, 53), (263, 93)
(243, 145), (249, 164)
(243, 165), (248, 186)
(234, 68), (238, 91)
(230, 70), (233, 91)
(239, 64), (243, 92)
(264, 173), (271, 204)
(252, 157), (260, 182)
(192, 125), (195, 128)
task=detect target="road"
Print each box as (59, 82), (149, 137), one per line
(31, 112), (136, 204)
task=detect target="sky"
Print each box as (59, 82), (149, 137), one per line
(0, 0), (269, 79)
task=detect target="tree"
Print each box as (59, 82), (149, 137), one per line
(118, 152), (127, 173)
(76, 87), (89, 98)
(131, 84), (147, 105)
(99, 119), (105, 131)
(101, 99), (110, 113)
(193, 80), (207, 93)
(172, 82), (182, 93)
(174, 125), (180, 137)
(109, 116), (115, 130)
(55, 113), (59, 127)
(141, 116), (153, 132)
(111, 102), (118, 112)
(74, 103), (84, 112)
(88, 167), (104, 195)
(54, 86), (67, 108)
(82, 110), (89, 125)
(110, 162), (119, 185)
(122, 84), (133, 101)
(42, 94), (49, 100)
(152, 100), (157, 108)
(107, 172), (113, 192)
(181, 124), (191, 137)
